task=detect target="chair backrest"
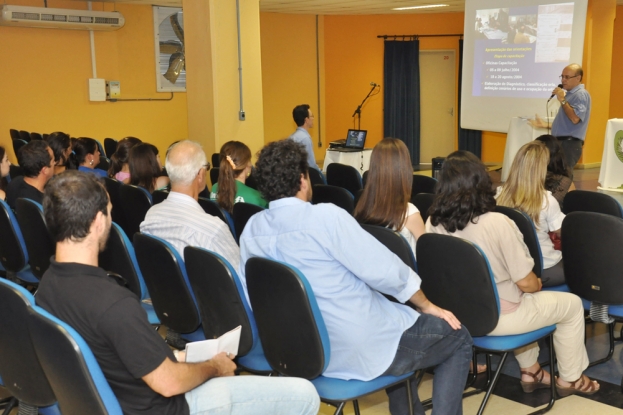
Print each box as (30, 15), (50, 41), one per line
(197, 197), (237, 239)
(416, 233), (500, 337)
(28, 305), (123, 415)
(0, 278), (56, 407)
(412, 193), (435, 223)
(99, 223), (147, 300)
(98, 156), (110, 172)
(312, 184), (355, 215)
(133, 233), (201, 334)
(562, 211), (623, 304)
(103, 178), (128, 235)
(19, 130), (31, 142)
(15, 198), (55, 280)
(210, 167), (219, 187)
(410, 175), (437, 202)
(245, 171), (259, 190)
(308, 167), (327, 186)
(30, 132), (43, 141)
(118, 184), (152, 238)
(13, 138), (28, 155)
(326, 163), (363, 196)
(152, 189), (169, 205)
(211, 153), (220, 168)
(562, 190), (623, 217)
(246, 257), (330, 379)
(0, 199), (29, 272)
(184, 247), (256, 356)
(9, 128), (20, 140)
(494, 206), (542, 277)
(103, 138), (118, 158)
(361, 224), (416, 271)
(362, 170), (368, 188)
(232, 202), (264, 240)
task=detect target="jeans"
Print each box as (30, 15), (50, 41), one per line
(185, 376), (320, 415)
(383, 314), (473, 415)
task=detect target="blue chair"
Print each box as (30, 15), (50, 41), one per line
(99, 223), (159, 325)
(184, 247), (272, 374)
(312, 184), (355, 215)
(308, 167), (327, 186)
(198, 197), (236, 239)
(360, 224), (416, 271)
(16, 198), (55, 280)
(410, 175), (437, 201)
(246, 257), (415, 415)
(0, 199), (39, 284)
(28, 305), (123, 415)
(417, 233), (556, 415)
(119, 184), (152, 238)
(562, 190), (623, 217)
(232, 202), (264, 242)
(0, 278), (61, 415)
(326, 163), (363, 197)
(412, 193), (435, 223)
(133, 233), (204, 344)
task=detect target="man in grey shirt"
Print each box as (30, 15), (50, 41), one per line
(289, 104), (319, 170)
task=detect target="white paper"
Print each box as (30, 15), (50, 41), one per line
(184, 325), (241, 363)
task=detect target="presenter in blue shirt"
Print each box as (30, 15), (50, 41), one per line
(289, 104), (320, 170)
(240, 139), (473, 415)
(531, 63), (591, 169)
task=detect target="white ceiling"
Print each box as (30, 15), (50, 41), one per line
(69, 0), (623, 14)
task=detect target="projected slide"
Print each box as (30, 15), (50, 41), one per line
(473, 3), (574, 98)
(460, 0), (587, 133)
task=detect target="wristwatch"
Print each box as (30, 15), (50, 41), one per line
(561, 99), (567, 106)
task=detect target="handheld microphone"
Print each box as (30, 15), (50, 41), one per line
(549, 84), (563, 101)
(370, 82), (380, 87)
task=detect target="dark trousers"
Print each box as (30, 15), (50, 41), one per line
(559, 139), (583, 170)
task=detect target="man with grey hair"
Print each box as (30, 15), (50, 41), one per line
(140, 140), (239, 270)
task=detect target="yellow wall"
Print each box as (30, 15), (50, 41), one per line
(609, 6), (623, 119)
(260, 13), (325, 163)
(0, 0), (188, 162)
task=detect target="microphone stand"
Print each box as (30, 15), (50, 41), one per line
(352, 85), (378, 130)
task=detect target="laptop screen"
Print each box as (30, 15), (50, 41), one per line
(345, 129), (367, 149)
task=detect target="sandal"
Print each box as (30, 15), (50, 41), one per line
(556, 375), (600, 397)
(520, 367), (550, 393)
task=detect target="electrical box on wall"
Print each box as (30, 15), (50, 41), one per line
(107, 81), (121, 99)
(88, 78), (106, 102)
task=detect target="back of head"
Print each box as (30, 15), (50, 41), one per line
(354, 138), (412, 229)
(68, 137), (98, 169)
(255, 139), (309, 202)
(45, 132), (71, 166)
(43, 170), (109, 243)
(18, 140), (52, 178)
(292, 104), (310, 127)
(429, 150), (495, 232)
(109, 137), (142, 177)
(496, 141), (549, 223)
(129, 143), (160, 193)
(165, 140), (207, 187)
(535, 134), (569, 177)
(217, 141), (252, 212)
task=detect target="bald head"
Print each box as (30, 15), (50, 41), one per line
(565, 63), (583, 80)
(165, 140), (207, 187)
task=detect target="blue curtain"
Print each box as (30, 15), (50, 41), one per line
(458, 39), (482, 158)
(383, 40), (420, 165)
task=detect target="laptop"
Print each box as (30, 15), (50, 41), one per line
(330, 129), (367, 152)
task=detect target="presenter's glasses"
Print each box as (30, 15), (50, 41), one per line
(559, 75), (579, 80)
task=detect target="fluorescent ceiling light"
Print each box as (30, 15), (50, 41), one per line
(392, 4), (449, 10)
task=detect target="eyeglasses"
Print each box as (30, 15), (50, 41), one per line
(203, 163), (211, 170)
(559, 75), (579, 80)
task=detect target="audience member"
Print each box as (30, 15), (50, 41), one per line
(514, 25), (531, 43)
(129, 143), (169, 193)
(36, 170), (320, 415)
(496, 142), (565, 286)
(535, 134), (575, 209)
(108, 136), (142, 183)
(44, 132), (72, 175)
(141, 140), (239, 269)
(6, 140), (54, 209)
(354, 138), (424, 257)
(70, 137), (107, 178)
(0, 146), (10, 201)
(426, 150), (599, 396)
(240, 139), (472, 415)
(210, 141), (267, 212)
(289, 104), (319, 170)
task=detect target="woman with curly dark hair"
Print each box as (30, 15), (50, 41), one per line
(535, 134), (575, 209)
(45, 132), (72, 175)
(426, 150), (599, 397)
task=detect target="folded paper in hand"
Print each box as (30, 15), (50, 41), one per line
(185, 325), (241, 363)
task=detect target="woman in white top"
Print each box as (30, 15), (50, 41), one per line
(354, 138), (425, 257)
(496, 141), (565, 287)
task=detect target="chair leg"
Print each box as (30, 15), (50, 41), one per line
(332, 402), (346, 415)
(352, 399), (360, 415)
(477, 352), (509, 415)
(1, 398), (17, 415)
(465, 349), (478, 388)
(527, 334), (556, 415)
(406, 378), (414, 415)
(588, 322), (615, 367)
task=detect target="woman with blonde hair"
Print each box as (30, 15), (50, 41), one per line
(210, 141), (267, 212)
(496, 141), (565, 286)
(354, 138), (425, 256)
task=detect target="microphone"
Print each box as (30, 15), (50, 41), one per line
(370, 82), (380, 87)
(548, 84), (563, 101)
